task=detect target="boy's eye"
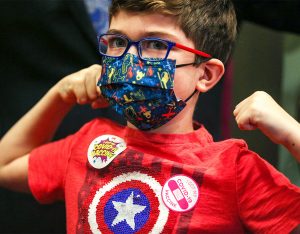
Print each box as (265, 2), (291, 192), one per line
(142, 40), (168, 50)
(109, 37), (127, 48)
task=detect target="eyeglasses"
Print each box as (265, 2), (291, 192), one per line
(98, 33), (212, 62)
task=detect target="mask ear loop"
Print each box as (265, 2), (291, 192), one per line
(174, 57), (213, 101)
(174, 62), (199, 102)
(175, 62), (202, 102)
(184, 89), (198, 102)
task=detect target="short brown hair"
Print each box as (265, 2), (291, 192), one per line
(109, 0), (237, 64)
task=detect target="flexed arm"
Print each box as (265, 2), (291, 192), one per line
(0, 65), (108, 192)
(234, 91), (300, 162)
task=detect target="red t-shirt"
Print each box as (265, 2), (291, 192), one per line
(29, 118), (300, 233)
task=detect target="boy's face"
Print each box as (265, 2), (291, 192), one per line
(109, 10), (203, 105)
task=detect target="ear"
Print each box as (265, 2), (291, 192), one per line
(196, 59), (225, 93)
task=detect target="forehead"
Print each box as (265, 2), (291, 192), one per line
(109, 10), (188, 43)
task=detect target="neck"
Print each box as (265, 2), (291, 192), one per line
(152, 114), (194, 134)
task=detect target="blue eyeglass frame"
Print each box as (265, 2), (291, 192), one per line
(98, 33), (212, 62)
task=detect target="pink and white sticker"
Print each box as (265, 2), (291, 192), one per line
(161, 174), (199, 212)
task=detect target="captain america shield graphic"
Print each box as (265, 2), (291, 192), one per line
(88, 172), (170, 233)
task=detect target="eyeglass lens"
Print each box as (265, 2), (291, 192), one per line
(99, 34), (169, 60)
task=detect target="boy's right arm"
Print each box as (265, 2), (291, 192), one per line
(0, 64), (107, 192)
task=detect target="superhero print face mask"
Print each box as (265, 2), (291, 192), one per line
(97, 53), (196, 130)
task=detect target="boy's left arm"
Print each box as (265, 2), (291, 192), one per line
(234, 91), (300, 162)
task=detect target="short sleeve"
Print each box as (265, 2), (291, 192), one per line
(28, 133), (75, 204)
(236, 148), (300, 233)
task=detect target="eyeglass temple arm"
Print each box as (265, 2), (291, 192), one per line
(175, 42), (212, 58)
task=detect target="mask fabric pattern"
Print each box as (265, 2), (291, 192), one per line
(97, 53), (186, 130)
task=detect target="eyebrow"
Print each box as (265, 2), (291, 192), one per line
(106, 29), (179, 42)
(107, 29), (123, 35)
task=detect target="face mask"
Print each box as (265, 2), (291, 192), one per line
(97, 53), (196, 130)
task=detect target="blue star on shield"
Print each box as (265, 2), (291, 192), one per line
(104, 188), (150, 233)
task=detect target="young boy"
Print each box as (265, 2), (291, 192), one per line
(0, 0), (300, 233)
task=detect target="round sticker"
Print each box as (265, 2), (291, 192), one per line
(161, 174), (199, 212)
(87, 135), (127, 169)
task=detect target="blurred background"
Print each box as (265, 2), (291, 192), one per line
(0, 0), (299, 233)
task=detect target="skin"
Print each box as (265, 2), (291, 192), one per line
(0, 11), (224, 192)
(234, 91), (300, 162)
